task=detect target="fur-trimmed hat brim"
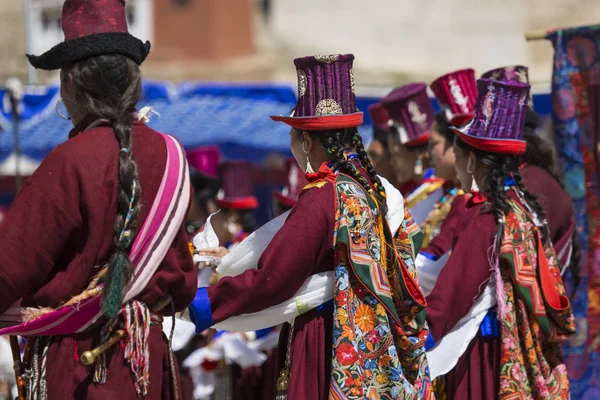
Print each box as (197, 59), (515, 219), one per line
(27, 32), (151, 71)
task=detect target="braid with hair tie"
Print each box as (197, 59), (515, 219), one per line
(353, 133), (388, 209)
(65, 55), (143, 318)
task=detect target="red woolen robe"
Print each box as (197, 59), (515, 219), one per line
(207, 170), (336, 400)
(0, 118), (197, 399)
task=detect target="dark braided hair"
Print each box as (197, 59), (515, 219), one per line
(434, 110), (455, 143)
(62, 55), (142, 317)
(305, 127), (388, 217)
(520, 110), (582, 295)
(455, 136), (551, 263)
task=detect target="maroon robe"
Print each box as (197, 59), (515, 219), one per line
(0, 119), (197, 399)
(520, 164), (575, 251)
(207, 172), (336, 400)
(423, 165), (575, 259)
(425, 168), (575, 399)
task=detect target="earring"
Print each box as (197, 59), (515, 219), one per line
(467, 157), (479, 192)
(414, 157), (423, 176)
(302, 142), (314, 173)
(55, 98), (71, 121)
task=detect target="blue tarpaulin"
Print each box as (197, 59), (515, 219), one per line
(0, 81), (553, 164)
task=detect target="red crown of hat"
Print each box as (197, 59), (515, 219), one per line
(217, 161), (258, 210)
(186, 146), (221, 179)
(274, 160), (308, 208)
(27, 0), (151, 71)
(381, 82), (435, 147)
(367, 102), (390, 130)
(481, 65), (534, 108)
(430, 69), (477, 126)
(453, 79), (530, 155)
(271, 54), (363, 131)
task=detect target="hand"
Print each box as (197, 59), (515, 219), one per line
(198, 247), (230, 258)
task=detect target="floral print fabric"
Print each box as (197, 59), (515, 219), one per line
(329, 174), (433, 400)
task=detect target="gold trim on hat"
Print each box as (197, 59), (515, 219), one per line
(297, 69), (307, 98)
(314, 54), (339, 63)
(315, 99), (343, 116)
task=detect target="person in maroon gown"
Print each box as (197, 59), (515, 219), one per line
(417, 68), (478, 248)
(189, 54), (434, 400)
(481, 64), (581, 293)
(426, 78), (575, 399)
(382, 84), (438, 198)
(0, 1), (197, 399)
(366, 102), (396, 186)
(185, 146), (221, 236)
(272, 159), (308, 217)
(209, 161), (258, 251)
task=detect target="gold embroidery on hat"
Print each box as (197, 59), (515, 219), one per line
(314, 54), (339, 63)
(315, 99), (343, 116)
(350, 68), (355, 93)
(297, 69), (307, 98)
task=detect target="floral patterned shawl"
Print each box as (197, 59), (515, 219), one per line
(498, 198), (576, 399)
(329, 168), (433, 400)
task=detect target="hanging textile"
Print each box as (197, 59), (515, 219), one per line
(547, 25), (600, 397)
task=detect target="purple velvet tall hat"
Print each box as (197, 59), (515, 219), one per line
(481, 65), (534, 108)
(430, 69), (477, 126)
(453, 79), (530, 155)
(381, 82), (435, 147)
(271, 54), (363, 130)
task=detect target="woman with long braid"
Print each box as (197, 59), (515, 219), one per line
(381, 83), (446, 226)
(190, 54), (433, 400)
(0, 1), (196, 399)
(482, 65), (581, 293)
(426, 78), (575, 399)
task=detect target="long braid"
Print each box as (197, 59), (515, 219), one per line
(353, 132), (388, 216)
(65, 55), (143, 317)
(309, 128), (387, 218)
(479, 154), (512, 261)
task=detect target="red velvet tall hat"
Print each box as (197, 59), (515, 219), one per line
(27, 0), (151, 70)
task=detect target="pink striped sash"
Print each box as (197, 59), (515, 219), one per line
(0, 133), (190, 336)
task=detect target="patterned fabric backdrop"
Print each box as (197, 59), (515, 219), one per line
(548, 25), (600, 399)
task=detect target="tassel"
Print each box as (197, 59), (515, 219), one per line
(123, 301), (151, 398)
(103, 252), (127, 318)
(489, 226), (509, 319)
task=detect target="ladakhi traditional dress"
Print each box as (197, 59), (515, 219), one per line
(381, 82), (446, 226)
(189, 54), (434, 400)
(427, 78), (575, 399)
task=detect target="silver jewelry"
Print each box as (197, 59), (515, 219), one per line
(302, 142), (314, 173)
(55, 98), (71, 121)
